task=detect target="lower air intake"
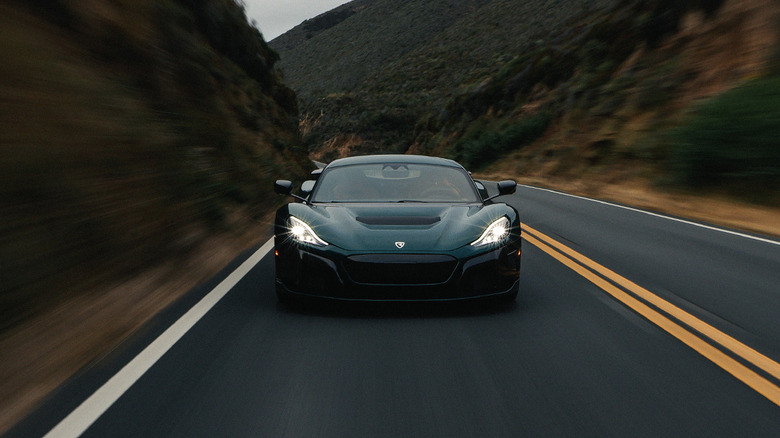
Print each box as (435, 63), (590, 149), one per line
(344, 254), (457, 285)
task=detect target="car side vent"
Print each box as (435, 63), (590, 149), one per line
(356, 216), (440, 226)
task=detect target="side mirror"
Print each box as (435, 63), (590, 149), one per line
(497, 180), (517, 196)
(484, 180), (517, 202)
(274, 180), (293, 195)
(275, 179), (310, 204)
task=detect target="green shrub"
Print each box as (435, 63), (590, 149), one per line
(453, 113), (551, 169)
(669, 78), (780, 199)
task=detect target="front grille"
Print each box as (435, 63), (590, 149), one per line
(344, 254), (457, 285)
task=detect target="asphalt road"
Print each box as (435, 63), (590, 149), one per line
(7, 186), (780, 437)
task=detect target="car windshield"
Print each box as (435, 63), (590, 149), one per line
(311, 163), (480, 203)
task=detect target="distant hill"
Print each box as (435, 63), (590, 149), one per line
(272, 0), (780, 203)
(271, 0), (617, 151)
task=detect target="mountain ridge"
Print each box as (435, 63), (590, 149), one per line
(272, 0), (779, 208)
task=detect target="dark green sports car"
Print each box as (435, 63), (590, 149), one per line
(273, 155), (521, 303)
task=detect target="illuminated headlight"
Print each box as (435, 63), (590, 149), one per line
(471, 217), (510, 247)
(288, 216), (328, 246)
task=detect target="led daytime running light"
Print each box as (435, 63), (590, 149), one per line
(471, 216), (510, 247)
(288, 216), (328, 246)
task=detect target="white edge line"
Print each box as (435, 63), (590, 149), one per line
(44, 238), (275, 438)
(521, 185), (780, 247)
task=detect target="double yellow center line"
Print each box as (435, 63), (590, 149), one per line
(521, 223), (780, 406)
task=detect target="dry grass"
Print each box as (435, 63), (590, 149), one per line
(479, 172), (780, 239)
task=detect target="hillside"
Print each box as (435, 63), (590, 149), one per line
(273, 0), (616, 152)
(1, 0), (309, 328)
(273, 0), (780, 211)
(0, 0), (309, 431)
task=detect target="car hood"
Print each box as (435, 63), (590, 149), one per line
(288, 203), (508, 252)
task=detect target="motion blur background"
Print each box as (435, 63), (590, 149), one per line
(1, 0), (778, 433)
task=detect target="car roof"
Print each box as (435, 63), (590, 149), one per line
(325, 154), (464, 169)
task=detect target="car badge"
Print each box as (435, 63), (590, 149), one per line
(395, 242), (405, 249)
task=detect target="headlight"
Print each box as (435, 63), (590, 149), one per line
(471, 216), (510, 247)
(288, 216), (328, 246)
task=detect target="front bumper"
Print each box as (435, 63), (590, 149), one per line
(274, 238), (521, 301)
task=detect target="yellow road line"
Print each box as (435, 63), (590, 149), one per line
(521, 226), (780, 407)
(522, 223), (780, 381)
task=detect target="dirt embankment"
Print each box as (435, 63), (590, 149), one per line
(0, 1), (306, 433)
(483, 174), (780, 239)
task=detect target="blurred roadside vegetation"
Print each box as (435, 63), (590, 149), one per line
(669, 77), (780, 202)
(0, 0), (309, 330)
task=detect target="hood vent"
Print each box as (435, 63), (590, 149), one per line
(356, 216), (440, 226)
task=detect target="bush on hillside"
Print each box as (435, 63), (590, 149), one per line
(452, 113), (551, 170)
(669, 77), (780, 200)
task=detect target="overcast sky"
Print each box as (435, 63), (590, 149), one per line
(243, 0), (352, 41)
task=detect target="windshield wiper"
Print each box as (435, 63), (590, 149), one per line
(395, 200), (428, 203)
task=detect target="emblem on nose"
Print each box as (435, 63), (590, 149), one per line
(395, 242), (405, 249)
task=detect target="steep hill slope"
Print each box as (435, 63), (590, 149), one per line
(273, 0), (780, 208)
(0, 0), (308, 431)
(1, 0), (307, 328)
(273, 0), (616, 152)
(273, 0), (492, 99)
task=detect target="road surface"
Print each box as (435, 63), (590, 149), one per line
(7, 185), (780, 437)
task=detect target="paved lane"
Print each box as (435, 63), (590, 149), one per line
(513, 186), (780, 359)
(7, 187), (780, 437)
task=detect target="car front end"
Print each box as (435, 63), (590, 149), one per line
(273, 155), (521, 304)
(274, 207), (521, 302)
